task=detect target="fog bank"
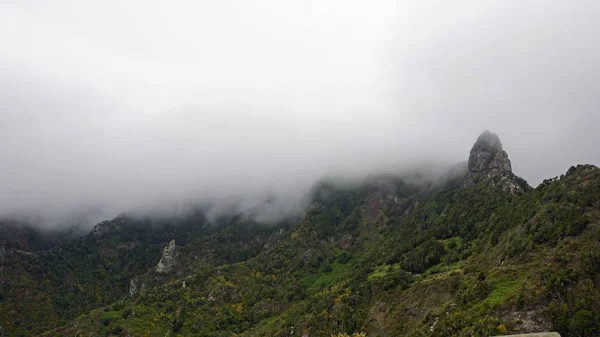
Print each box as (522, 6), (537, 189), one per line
(1, 1), (599, 227)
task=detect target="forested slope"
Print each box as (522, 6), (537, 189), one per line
(39, 164), (600, 337)
(2, 132), (600, 337)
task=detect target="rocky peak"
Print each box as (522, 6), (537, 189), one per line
(468, 131), (512, 176)
(466, 131), (529, 193)
(155, 239), (178, 274)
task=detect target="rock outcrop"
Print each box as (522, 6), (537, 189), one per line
(129, 279), (139, 296)
(466, 131), (530, 193)
(155, 239), (178, 274)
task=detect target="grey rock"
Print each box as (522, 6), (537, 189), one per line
(467, 131), (511, 176)
(129, 279), (138, 296)
(466, 131), (530, 193)
(155, 239), (178, 273)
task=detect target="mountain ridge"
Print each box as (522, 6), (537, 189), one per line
(1, 132), (599, 337)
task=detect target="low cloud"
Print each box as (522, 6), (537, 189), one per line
(0, 1), (599, 228)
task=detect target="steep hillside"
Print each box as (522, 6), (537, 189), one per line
(2, 131), (600, 337)
(0, 211), (286, 336)
(42, 161), (600, 337)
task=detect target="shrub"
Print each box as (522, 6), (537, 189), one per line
(569, 310), (595, 337)
(582, 251), (600, 275)
(336, 251), (353, 264)
(496, 323), (508, 335)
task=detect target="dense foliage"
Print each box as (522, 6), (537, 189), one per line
(1, 165), (600, 336)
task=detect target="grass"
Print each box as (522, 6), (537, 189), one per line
(368, 263), (401, 281)
(422, 261), (464, 277)
(470, 276), (521, 313)
(302, 262), (351, 293)
(440, 236), (464, 250)
(485, 277), (521, 306)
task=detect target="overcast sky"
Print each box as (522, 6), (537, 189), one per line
(1, 1), (599, 227)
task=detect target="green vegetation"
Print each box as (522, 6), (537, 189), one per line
(484, 277), (521, 307)
(302, 262), (352, 293)
(2, 165), (600, 336)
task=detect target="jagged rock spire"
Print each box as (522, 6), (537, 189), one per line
(468, 131), (512, 177)
(466, 131), (529, 193)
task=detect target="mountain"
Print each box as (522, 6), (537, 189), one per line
(2, 131), (600, 337)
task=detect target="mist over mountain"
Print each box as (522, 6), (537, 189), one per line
(1, 1), (600, 229)
(3, 2), (600, 337)
(1, 128), (599, 336)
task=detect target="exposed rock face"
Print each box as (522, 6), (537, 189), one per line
(155, 239), (178, 274)
(468, 131), (511, 175)
(129, 279), (138, 296)
(466, 131), (530, 193)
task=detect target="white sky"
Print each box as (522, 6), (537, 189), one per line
(1, 1), (599, 226)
